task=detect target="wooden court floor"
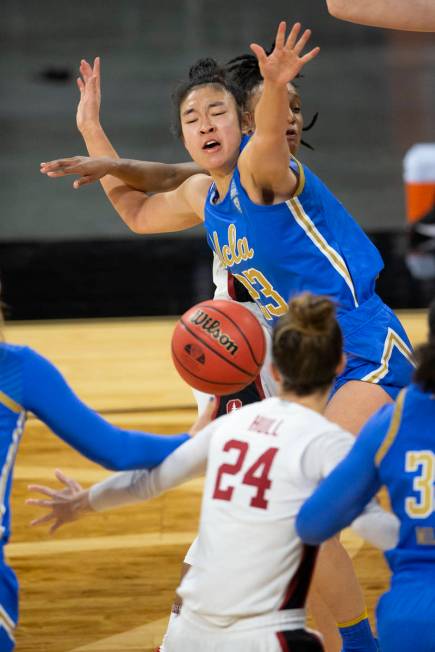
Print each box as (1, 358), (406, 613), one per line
(3, 311), (428, 651)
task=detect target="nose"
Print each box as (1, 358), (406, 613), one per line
(287, 107), (296, 124)
(199, 119), (215, 135)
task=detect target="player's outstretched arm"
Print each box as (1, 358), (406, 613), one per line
(27, 424), (214, 533)
(240, 21), (319, 200)
(22, 347), (190, 471)
(40, 156), (202, 191)
(326, 0), (435, 32)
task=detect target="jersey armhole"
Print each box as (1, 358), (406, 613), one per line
(290, 156), (306, 197)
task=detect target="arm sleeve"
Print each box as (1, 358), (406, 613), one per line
(296, 405), (394, 545)
(350, 500), (399, 551)
(22, 347), (190, 471)
(89, 421), (216, 511)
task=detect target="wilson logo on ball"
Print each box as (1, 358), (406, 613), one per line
(189, 309), (238, 356)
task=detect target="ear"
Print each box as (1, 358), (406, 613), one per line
(336, 353), (347, 377)
(241, 110), (255, 135)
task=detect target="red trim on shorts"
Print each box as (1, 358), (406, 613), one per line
(227, 272), (237, 300)
(254, 374), (266, 400)
(280, 544), (318, 610)
(276, 631), (289, 651)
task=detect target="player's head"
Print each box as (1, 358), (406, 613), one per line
(172, 58), (246, 172)
(272, 292), (344, 396)
(225, 52), (316, 155)
(413, 299), (435, 393)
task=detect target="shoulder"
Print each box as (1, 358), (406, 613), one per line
(182, 173), (212, 216)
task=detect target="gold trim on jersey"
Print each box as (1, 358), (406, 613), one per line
(0, 391), (22, 414)
(361, 328), (415, 385)
(290, 155), (306, 197)
(0, 604), (16, 642)
(285, 197), (359, 307)
(374, 388), (406, 466)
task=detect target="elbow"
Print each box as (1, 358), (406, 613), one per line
(326, 0), (346, 19)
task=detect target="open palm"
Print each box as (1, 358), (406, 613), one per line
(250, 21), (320, 85)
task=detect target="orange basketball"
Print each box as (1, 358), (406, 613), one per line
(171, 300), (266, 395)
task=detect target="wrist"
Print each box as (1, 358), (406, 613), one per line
(79, 121), (104, 139)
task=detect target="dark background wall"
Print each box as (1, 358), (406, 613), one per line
(1, 1), (434, 317)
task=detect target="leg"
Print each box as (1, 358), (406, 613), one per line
(309, 381), (392, 651)
(325, 380), (392, 434)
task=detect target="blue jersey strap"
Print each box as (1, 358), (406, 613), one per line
(21, 347), (190, 471)
(296, 406), (392, 544)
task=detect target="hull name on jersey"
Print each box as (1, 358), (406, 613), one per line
(248, 415), (283, 437)
(212, 224), (254, 269)
(190, 309), (238, 355)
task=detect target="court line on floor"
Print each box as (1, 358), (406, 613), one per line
(8, 530), (198, 558)
(69, 616), (168, 651)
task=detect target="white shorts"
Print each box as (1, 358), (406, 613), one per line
(165, 607), (323, 652)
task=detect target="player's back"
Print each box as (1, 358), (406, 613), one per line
(179, 397), (346, 626)
(378, 384), (435, 572)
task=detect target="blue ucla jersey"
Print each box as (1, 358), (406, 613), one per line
(296, 385), (435, 652)
(204, 135), (383, 326)
(297, 383), (435, 571)
(375, 384), (435, 572)
(204, 136), (414, 398)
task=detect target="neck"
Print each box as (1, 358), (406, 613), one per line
(278, 387), (331, 415)
(211, 170), (233, 199)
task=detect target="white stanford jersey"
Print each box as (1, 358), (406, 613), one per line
(178, 398), (353, 625)
(89, 397), (398, 628)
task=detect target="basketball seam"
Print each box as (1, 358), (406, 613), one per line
(180, 318), (257, 376)
(171, 342), (254, 388)
(198, 302), (265, 367)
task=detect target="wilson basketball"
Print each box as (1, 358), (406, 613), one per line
(171, 300), (266, 395)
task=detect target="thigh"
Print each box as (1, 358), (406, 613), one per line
(325, 379), (392, 434)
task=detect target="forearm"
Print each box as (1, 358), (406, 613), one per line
(89, 426), (213, 511)
(327, 0), (435, 31)
(254, 80), (290, 154)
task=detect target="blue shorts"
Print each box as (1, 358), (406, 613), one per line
(334, 294), (414, 400)
(0, 558), (18, 651)
(376, 573), (435, 652)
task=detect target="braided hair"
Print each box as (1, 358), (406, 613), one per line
(224, 52), (318, 150)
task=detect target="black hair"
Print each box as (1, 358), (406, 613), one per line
(272, 293), (343, 396)
(224, 52), (318, 150)
(413, 299), (435, 393)
(171, 58), (246, 138)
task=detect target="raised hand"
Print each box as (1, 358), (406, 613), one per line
(26, 469), (92, 533)
(250, 21), (320, 85)
(40, 156), (113, 188)
(76, 57), (101, 134)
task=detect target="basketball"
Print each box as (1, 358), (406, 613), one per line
(171, 300), (266, 395)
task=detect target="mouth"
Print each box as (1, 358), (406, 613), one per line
(202, 139), (221, 153)
(286, 129), (298, 141)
